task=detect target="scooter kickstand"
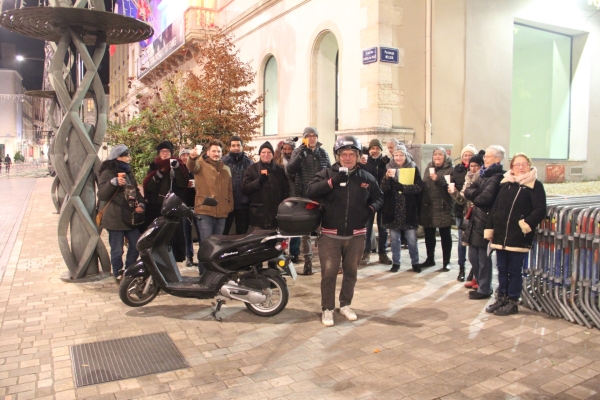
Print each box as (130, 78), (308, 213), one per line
(211, 298), (225, 322)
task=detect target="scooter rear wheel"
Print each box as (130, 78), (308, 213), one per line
(245, 275), (289, 317)
(119, 276), (160, 307)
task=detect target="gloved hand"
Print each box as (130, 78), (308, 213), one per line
(298, 144), (307, 158)
(519, 219), (532, 234)
(259, 174), (268, 185)
(331, 171), (349, 187)
(170, 160), (179, 169)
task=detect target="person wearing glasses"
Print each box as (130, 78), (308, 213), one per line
(483, 153), (546, 315)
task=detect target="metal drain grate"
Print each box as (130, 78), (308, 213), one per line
(70, 332), (189, 387)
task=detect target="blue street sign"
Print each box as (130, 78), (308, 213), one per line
(362, 47), (378, 65)
(380, 47), (399, 64)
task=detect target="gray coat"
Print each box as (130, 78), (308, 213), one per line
(97, 160), (145, 231)
(419, 157), (455, 228)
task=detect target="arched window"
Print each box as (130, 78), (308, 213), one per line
(263, 56), (279, 136)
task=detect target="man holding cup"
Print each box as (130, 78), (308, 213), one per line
(359, 138), (391, 265)
(286, 127), (331, 275)
(306, 136), (383, 327)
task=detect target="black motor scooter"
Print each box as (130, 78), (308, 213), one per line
(119, 193), (297, 318)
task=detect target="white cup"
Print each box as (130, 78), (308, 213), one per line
(189, 179), (195, 188)
(445, 175), (451, 184)
(339, 167), (348, 186)
(449, 182), (455, 191)
(361, 154), (368, 163)
(388, 168), (397, 176)
(195, 144), (203, 154)
(429, 167), (435, 174)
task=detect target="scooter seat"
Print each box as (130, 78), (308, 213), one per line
(198, 230), (277, 262)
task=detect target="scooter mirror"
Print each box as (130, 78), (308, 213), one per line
(202, 197), (218, 207)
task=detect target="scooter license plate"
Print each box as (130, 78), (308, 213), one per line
(287, 261), (297, 281)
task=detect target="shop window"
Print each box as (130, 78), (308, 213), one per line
(511, 23), (571, 159)
(263, 56), (279, 136)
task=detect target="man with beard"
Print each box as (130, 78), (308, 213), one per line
(243, 141), (289, 231)
(275, 138), (300, 261)
(222, 136), (253, 235)
(142, 140), (190, 262)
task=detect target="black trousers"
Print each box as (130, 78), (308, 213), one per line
(424, 227), (452, 263)
(223, 208), (250, 235)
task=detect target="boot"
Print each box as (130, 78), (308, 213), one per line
(379, 253), (393, 265)
(360, 252), (370, 265)
(457, 265), (465, 282)
(494, 299), (519, 316)
(438, 259), (450, 272)
(412, 264), (422, 273)
(390, 264), (400, 273)
(185, 257), (194, 267)
(486, 294), (508, 314)
(465, 268), (473, 282)
(290, 255), (300, 264)
(301, 258), (313, 275)
(419, 256), (435, 269)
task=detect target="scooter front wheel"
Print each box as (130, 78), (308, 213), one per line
(245, 275), (289, 317)
(119, 276), (160, 307)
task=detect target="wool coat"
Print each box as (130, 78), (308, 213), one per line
(242, 161), (290, 229)
(187, 156), (234, 218)
(380, 162), (422, 230)
(419, 157), (455, 228)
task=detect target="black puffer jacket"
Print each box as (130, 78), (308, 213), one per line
(486, 175), (546, 252)
(363, 155), (388, 184)
(464, 163), (505, 248)
(242, 161), (289, 229)
(451, 162), (468, 218)
(286, 143), (331, 197)
(222, 152), (253, 210)
(97, 160), (144, 231)
(306, 163), (383, 237)
(380, 163), (422, 230)
(419, 157), (455, 228)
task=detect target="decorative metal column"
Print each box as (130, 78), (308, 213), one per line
(0, 1), (152, 281)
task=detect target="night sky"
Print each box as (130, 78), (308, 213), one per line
(0, 0), (114, 91)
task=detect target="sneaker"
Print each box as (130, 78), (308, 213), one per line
(322, 309), (334, 326)
(494, 299), (519, 316)
(360, 252), (370, 265)
(379, 253), (393, 265)
(339, 306), (358, 321)
(412, 264), (422, 273)
(486, 294), (508, 313)
(185, 257), (193, 267)
(390, 264), (400, 273)
(464, 278), (477, 288)
(469, 291), (492, 300)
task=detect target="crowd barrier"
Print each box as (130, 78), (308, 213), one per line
(523, 195), (600, 329)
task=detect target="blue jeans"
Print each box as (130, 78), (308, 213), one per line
(182, 217), (202, 259)
(390, 228), (419, 265)
(198, 215), (226, 243)
(456, 217), (467, 266)
(108, 229), (141, 277)
(364, 212), (388, 254)
(468, 246), (493, 295)
(496, 250), (527, 300)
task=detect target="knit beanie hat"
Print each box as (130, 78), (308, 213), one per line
(108, 144), (129, 160)
(469, 150), (486, 166)
(392, 144), (408, 156)
(179, 148), (191, 157)
(156, 140), (174, 155)
(368, 138), (383, 151)
(303, 127), (318, 138)
(461, 143), (478, 158)
(259, 141), (274, 155)
(282, 138), (296, 149)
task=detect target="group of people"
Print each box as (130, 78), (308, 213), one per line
(98, 131), (546, 326)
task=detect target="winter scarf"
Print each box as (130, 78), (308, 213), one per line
(480, 162), (502, 177)
(502, 167), (538, 187)
(117, 161), (131, 173)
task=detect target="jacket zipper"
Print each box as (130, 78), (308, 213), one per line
(344, 174), (350, 233)
(503, 185), (522, 248)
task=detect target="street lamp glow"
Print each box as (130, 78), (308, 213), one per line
(15, 55), (24, 62)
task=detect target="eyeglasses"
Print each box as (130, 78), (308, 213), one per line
(306, 134), (317, 139)
(513, 163), (529, 168)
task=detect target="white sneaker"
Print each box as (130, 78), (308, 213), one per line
(322, 309), (334, 327)
(339, 306), (358, 321)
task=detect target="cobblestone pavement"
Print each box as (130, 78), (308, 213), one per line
(1, 178), (600, 400)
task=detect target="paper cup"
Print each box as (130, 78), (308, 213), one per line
(429, 167), (435, 174)
(189, 179), (195, 188)
(445, 175), (451, 184)
(449, 182), (455, 191)
(389, 168), (397, 176)
(361, 154), (368, 163)
(195, 144), (203, 154)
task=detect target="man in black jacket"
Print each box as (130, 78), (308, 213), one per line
(306, 136), (383, 327)
(360, 138), (392, 265)
(286, 127), (331, 274)
(242, 141), (289, 230)
(222, 136), (253, 235)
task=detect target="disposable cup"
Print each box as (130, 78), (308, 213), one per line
(189, 179), (195, 188)
(429, 167), (435, 174)
(195, 144), (203, 154)
(445, 175), (451, 184)
(449, 182), (455, 191)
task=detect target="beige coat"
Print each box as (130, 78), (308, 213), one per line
(187, 156), (233, 218)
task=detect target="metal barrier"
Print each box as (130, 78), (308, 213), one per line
(522, 195), (600, 329)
